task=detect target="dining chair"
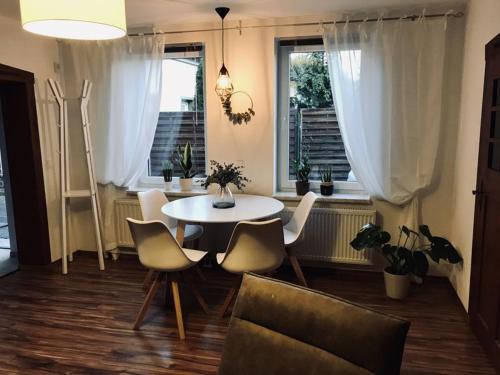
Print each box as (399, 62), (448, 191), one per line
(283, 191), (318, 287)
(137, 189), (203, 243)
(218, 273), (410, 375)
(127, 218), (209, 340)
(216, 218), (286, 317)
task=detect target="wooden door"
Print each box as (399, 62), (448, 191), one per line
(0, 64), (50, 266)
(470, 33), (500, 371)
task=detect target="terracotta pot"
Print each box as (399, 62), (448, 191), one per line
(164, 181), (173, 190)
(179, 178), (192, 191)
(320, 182), (333, 196)
(383, 268), (411, 300)
(295, 181), (310, 196)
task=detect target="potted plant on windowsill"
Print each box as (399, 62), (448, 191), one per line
(320, 167), (333, 196)
(203, 160), (250, 208)
(293, 155), (311, 196)
(176, 142), (197, 191)
(162, 160), (173, 190)
(350, 223), (462, 300)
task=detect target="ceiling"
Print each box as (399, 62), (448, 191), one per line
(0, 0), (466, 28)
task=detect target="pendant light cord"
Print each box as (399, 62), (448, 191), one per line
(221, 17), (225, 66)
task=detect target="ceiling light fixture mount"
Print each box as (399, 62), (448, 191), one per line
(214, 7), (255, 125)
(215, 7), (234, 99)
(19, 0), (127, 41)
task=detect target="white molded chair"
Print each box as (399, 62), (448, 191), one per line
(138, 189), (203, 243)
(127, 218), (209, 340)
(217, 218), (286, 317)
(283, 191), (318, 287)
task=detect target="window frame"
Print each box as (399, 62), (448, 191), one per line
(137, 43), (208, 188)
(276, 38), (364, 193)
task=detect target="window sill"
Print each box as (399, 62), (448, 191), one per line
(127, 186), (208, 197)
(273, 191), (372, 205)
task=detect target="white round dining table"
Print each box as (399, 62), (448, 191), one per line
(161, 194), (284, 244)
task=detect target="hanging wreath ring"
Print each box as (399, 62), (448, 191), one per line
(221, 91), (255, 125)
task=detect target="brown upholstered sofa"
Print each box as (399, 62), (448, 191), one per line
(218, 273), (410, 375)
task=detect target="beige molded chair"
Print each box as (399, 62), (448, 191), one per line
(127, 218), (209, 340)
(138, 189), (203, 242)
(217, 218), (286, 317)
(283, 191), (318, 287)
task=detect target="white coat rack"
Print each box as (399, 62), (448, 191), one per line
(48, 79), (105, 274)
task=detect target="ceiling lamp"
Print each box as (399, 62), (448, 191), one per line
(215, 7), (234, 98)
(19, 0), (127, 40)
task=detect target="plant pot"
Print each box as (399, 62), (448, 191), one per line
(179, 178), (192, 191)
(295, 181), (310, 196)
(383, 268), (411, 300)
(320, 182), (333, 196)
(164, 181), (173, 190)
(212, 185), (235, 209)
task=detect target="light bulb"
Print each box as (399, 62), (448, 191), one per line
(215, 65), (234, 98)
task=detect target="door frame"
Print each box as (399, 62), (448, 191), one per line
(0, 63), (51, 266)
(469, 33), (500, 371)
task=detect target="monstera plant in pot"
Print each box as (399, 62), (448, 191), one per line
(350, 223), (462, 299)
(176, 142), (197, 191)
(293, 155), (311, 196)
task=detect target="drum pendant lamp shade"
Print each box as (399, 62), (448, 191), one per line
(20, 0), (127, 40)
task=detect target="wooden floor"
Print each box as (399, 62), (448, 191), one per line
(0, 253), (495, 375)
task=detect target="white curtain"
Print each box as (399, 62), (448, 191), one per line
(60, 36), (164, 187)
(323, 17), (447, 207)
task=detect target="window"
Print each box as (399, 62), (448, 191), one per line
(144, 43), (206, 183)
(277, 38), (360, 192)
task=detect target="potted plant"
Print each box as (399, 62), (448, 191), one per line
(162, 160), (173, 190)
(350, 223), (462, 300)
(176, 142), (197, 191)
(203, 160), (249, 208)
(292, 155), (311, 196)
(320, 167), (333, 196)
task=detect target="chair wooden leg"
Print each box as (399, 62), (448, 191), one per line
(289, 254), (308, 287)
(194, 264), (207, 282)
(219, 276), (242, 319)
(143, 269), (155, 291)
(185, 276), (210, 314)
(171, 274), (185, 340)
(134, 272), (164, 330)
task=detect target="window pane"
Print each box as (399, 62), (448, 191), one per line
(490, 111), (500, 138)
(488, 142), (500, 171)
(287, 50), (353, 182)
(149, 52), (206, 177)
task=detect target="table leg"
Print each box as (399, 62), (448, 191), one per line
(176, 220), (186, 247)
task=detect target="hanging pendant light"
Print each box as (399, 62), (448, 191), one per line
(215, 7), (234, 98)
(19, 0), (127, 40)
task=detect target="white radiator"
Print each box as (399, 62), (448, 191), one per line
(114, 199), (142, 247)
(114, 199), (376, 265)
(275, 207), (376, 265)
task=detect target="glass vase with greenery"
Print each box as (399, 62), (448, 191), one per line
(203, 160), (250, 208)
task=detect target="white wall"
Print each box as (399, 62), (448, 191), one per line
(0, 14), (61, 262)
(449, 0), (500, 310)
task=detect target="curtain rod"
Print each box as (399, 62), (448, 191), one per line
(127, 11), (464, 37)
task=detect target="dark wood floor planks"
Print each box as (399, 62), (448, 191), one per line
(0, 253), (495, 374)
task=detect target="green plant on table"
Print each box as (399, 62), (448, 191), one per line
(203, 160), (250, 190)
(350, 223), (462, 277)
